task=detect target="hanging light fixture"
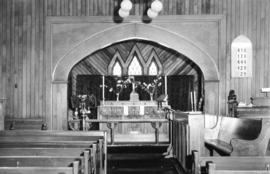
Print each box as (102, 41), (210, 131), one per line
(147, 8), (158, 19)
(120, 0), (133, 11)
(118, 0), (132, 18)
(119, 8), (130, 18)
(147, 0), (163, 19)
(151, 0), (163, 13)
(117, 0), (163, 20)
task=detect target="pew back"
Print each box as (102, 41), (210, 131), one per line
(0, 156), (83, 167)
(217, 117), (261, 143)
(0, 130), (107, 174)
(207, 162), (270, 174)
(0, 148), (90, 156)
(204, 115), (270, 156)
(192, 150), (270, 174)
(0, 161), (79, 174)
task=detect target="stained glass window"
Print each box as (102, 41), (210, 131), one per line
(149, 61), (158, 75)
(128, 56), (142, 75)
(112, 61), (122, 76)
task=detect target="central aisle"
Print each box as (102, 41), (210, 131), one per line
(107, 145), (185, 174)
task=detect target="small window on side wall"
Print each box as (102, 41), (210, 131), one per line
(231, 35), (252, 78)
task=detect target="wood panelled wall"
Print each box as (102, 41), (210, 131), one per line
(0, 0), (270, 118)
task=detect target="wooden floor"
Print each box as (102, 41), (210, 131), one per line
(107, 146), (185, 174)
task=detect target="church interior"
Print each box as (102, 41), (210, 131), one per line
(0, 0), (270, 174)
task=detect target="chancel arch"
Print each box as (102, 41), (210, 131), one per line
(48, 16), (225, 130)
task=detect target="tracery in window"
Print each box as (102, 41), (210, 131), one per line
(128, 55), (142, 75)
(112, 61), (122, 76)
(148, 61), (158, 75)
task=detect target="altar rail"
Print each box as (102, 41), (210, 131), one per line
(69, 118), (170, 145)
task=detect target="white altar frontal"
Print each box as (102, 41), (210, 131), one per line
(98, 100), (170, 144)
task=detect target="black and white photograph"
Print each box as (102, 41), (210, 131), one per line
(0, 0), (270, 173)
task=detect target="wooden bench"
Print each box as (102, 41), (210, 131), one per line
(204, 115), (270, 156)
(0, 147), (98, 174)
(4, 117), (45, 130)
(0, 130), (107, 174)
(0, 161), (79, 174)
(192, 150), (270, 174)
(0, 156), (83, 167)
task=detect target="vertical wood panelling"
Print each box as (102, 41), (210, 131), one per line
(0, 0), (270, 119)
(0, 0), (3, 99)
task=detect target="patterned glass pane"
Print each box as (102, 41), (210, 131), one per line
(128, 56), (142, 75)
(112, 61), (122, 76)
(149, 61), (158, 75)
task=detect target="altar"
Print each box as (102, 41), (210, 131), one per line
(98, 100), (170, 144)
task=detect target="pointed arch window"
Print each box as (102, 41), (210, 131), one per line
(112, 61), (122, 76)
(128, 55), (142, 75)
(148, 61), (158, 75)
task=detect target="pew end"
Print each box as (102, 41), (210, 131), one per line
(230, 119), (270, 156)
(204, 115), (269, 156)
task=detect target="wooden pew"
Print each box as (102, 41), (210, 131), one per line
(0, 147), (91, 156)
(0, 161), (79, 174)
(0, 156), (83, 167)
(192, 150), (270, 174)
(207, 162), (270, 174)
(0, 130), (107, 174)
(204, 115), (270, 156)
(0, 147), (99, 174)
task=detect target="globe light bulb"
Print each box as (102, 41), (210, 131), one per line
(120, 0), (133, 11)
(151, 0), (163, 13)
(119, 8), (130, 18)
(147, 8), (158, 19)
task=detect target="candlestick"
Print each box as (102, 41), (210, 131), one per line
(102, 75), (105, 104)
(190, 92), (194, 111)
(165, 75), (167, 96)
(194, 91), (197, 111)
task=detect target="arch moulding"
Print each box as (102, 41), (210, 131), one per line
(46, 16), (226, 130)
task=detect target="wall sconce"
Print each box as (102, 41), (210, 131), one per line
(118, 0), (163, 19)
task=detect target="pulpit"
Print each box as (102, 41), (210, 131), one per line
(98, 100), (170, 144)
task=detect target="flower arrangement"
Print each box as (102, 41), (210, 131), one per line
(103, 75), (163, 101)
(140, 75), (163, 96)
(71, 94), (97, 110)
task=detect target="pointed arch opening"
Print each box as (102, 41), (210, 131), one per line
(148, 61), (158, 75)
(112, 61), (122, 76)
(128, 54), (143, 75)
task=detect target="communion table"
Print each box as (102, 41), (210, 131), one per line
(97, 100), (170, 144)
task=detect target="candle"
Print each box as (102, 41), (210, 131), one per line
(102, 76), (105, 104)
(194, 91), (197, 111)
(190, 92), (194, 111)
(165, 75), (167, 96)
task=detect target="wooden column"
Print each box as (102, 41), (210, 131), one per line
(204, 81), (220, 115)
(186, 113), (205, 156)
(51, 81), (68, 130)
